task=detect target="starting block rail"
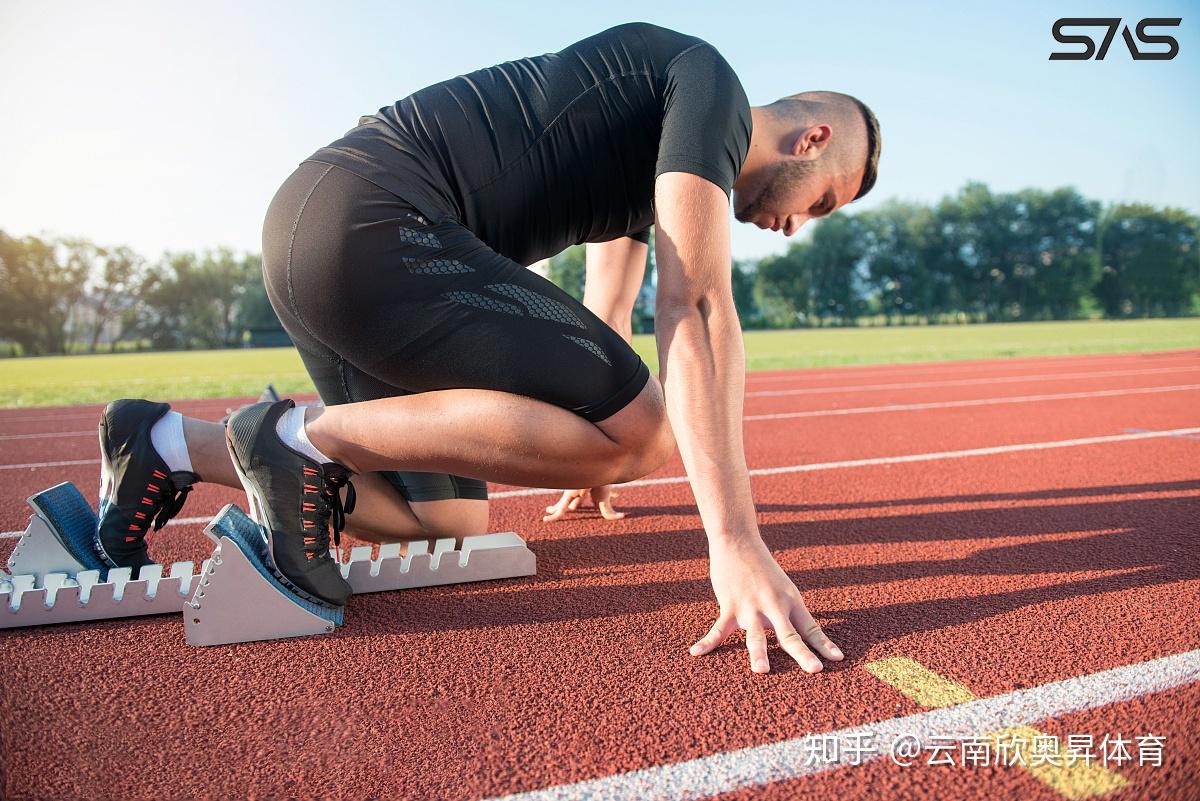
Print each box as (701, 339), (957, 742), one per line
(2, 482), (537, 645)
(2, 483), (208, 629)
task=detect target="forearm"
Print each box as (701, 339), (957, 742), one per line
(584, 238), (647, 343)
(656, 298), (758, 545)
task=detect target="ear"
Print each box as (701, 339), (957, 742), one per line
(792, 124), (833, 157)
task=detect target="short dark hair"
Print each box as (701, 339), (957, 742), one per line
(849, 97), (880, 201)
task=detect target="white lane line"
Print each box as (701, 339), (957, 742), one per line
(5, 385), (1196, 445)
(2, 427), (1197, 535)
(0, 458), (100, 472)
(487, 427), (1200, 499)
(745, 365), (1200, 398)
(483, 649), (1200, 801)
(0, 430), (94, 441)
(745, 384), (1200, 421)
(745, 352), (1199, 382)
(1122, 427), (1200, 441)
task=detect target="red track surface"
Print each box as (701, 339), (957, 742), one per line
(1, 350), (1197, 800)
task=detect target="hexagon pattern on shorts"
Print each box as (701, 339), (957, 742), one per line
(397, 226), (442, 248)
(443, 290), (522, 316)
(488, 283), (587, 329)
(402, 257), (474, 275)
(563, 334), (611, 365)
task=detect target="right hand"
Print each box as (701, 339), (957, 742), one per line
(543, 486), (625, 522)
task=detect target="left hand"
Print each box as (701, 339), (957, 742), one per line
(543, 486), (625, 522)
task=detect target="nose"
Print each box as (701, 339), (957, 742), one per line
(785, 214), (810, 236)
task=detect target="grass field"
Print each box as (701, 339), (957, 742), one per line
(2, 318), (1197, 407)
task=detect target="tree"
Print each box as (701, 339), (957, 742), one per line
(802, 213), (867, 325)
(731, 259), (760, 327)
(859, 200), (944, 322)
(546, 245), (585, 301)
(0, 231), (88, 354)
(1096, 205), (1200, 317)
(60, 240), (146, 351)
(754, 244), (811, 327)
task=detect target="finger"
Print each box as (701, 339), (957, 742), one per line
(771, 615), (823, 674)
(545, 491), (572, 515)
(792, 605), (844, 662)
(543, 491), (583, 522)
(744, 620), (771, 674)
(597, 501), (625, 521)
(689, 613), (736, 656)
(542, 495), (572, 522)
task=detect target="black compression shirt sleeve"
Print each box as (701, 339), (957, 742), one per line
(654, 43), (752, 196)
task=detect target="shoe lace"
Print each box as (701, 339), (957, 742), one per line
(308, 463), (356, 560)
(150, 474), (194, 531)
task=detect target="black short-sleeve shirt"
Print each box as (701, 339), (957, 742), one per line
(309, 22), (752, 266)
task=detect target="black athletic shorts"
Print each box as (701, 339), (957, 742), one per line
(260, 161), (651, 502)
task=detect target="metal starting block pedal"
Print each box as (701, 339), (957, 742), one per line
(1, 483), (207, 628)
(185, 503), (345, 646)
(185, 503), (536, 647)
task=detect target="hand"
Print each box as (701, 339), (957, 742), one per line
(690, 538), (843, 674)
(543, 486), (625, 522)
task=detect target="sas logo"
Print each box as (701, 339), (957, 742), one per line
(1050, 17), (1181, 60)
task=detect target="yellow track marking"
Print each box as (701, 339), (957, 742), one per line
(865, 657), (1129, 799)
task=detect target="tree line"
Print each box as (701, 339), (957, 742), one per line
(0, 234), (279, 355)
(550, 182), (1199, 331)
(2, 182), (1197, 356)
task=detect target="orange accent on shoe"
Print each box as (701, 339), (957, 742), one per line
(302, 502), (317, 512)
(134, 512), (147, 520)
(303, 484), (318, 493)
(305, 552), (315, 561)
(128, 524), (141, 531)
(302, 466), (319, 476)
(152, 470), (167, 479)
(303, 520), (315, 529)
(146, 483), (160, 492)
(140, 497), (153, 505)
(125, 536), (139, 542)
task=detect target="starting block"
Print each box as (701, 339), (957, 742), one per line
(2, 483), (537, 646)
(1, 483), (207, 628)
(185, 504), (536, 646)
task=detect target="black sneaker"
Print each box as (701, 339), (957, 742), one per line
(95, 399), (199, 570)
(224, 399), (354, 606)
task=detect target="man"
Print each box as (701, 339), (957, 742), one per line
(95, 22), (880, 674)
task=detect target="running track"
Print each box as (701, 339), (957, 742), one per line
(0, 349), (1197, 800)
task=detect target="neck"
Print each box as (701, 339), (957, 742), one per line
(735, 107), (776, 195)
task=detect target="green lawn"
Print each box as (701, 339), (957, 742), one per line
(2, 319), (1197, 408)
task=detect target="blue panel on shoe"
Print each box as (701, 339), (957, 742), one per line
(209, 505), (344, 625)
(28, 482), (106, 573)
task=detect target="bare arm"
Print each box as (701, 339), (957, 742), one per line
(653, 174), (755, 542)
(583, 237), (648, 340)
(654, 172), (842, 674)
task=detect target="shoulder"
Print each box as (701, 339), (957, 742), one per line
(570, 22), (709, 61)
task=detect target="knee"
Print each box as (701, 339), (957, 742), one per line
(611, 394), (674, 483)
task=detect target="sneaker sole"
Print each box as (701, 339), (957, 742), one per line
(224, 416), (343, 609)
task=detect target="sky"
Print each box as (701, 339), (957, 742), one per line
(1, 0), (1197, 262)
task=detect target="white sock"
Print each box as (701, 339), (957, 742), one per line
(275, 404), (333, 464)
(150, 411), (194, 473)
